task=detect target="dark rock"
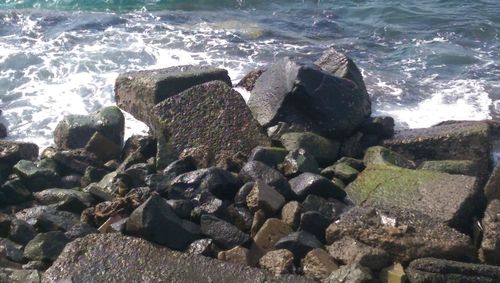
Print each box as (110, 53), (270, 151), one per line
(13, 160), (61, 192)
(177, 146), (214, 170)
(0, 123), (6, 138)
(44, 233), (313, 283)
(190, 193), (227, 221)
(200, 214), (250, 250)
(248, 58), (371, 138)
(22, 260), (50, 271)
(0, 140), (38, 169)
(60, 174), (81, 188)
(321, 163), (359, 184)
(34, 188), (95, 208)
(480, 199), (500, 265)
(419, 160), (479, 176)
(248, 146), (288, 169)
(85, 131), (122, 161)
(151, 81), (270, 165)
(80, 166), (109, 187)
(279, 132), (340, 166)
(187, 239), (217, 257)
(359, 116), (395, 138)
(236, 68), (265, 91)
(290, 173), (346, 201)
(0, 179), (32, 205)
(281, 201), (303, 230)
(239, 161), (293, 200)
(164, 159), (196, 177)
(54, 106), (124, 150)
(9, 219), (36, 245)
(225, 205), (253, 232)
(33, 210), (80, 232)
(302, 195), (346, 221)
(124, 163), (153, 188)
(145, 173), (172, 194)
(115, 65), (231, 126)
(52, 149), (102, 175)
(301, 248), (338, 281)
(122, 135), (157, 162)
(125, 195), (201, 250)
(234, 182), (255, 207)
(0, 238), (24, 263)
(250, 210), (267, 238)
(215, 150), (247, 173)
(64, 223), (97, 241)
(24, 231), (68, 261)
(345, 165), (483, 233)
(334, 157), (365, 172)
(327, 236), (390, 271)
(166, 199), (193, 219)
(246, 181), (285, 214)
(363, 146), (415, 169)
(298, 211), (331, 243)
(325, 205), (475, 264)
(274, 231), (323, 262)
(281, 149), (320, 177)
(406, 257), (500, 283)
(259, 249), (295, 275)
(0, 268), (40, 283)
(483, 162), (500, 202)
(324, 264), (374, 283)
(338, 131), (364, 158)
(0, 214), (11, 237)
(51, 196), (88, 214)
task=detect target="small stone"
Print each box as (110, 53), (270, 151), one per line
(250, 219), (292, 262)
(217, 246), (250, 266)
(234, 182), (255, 207)
(225, 205), (253, 232)
(200, 214), (250, 250)
(299, 211), (331, 243)
(302, 194), (346, 221)
(327, 236), (391, 271)
(248, 146), (288, 168)
(301, 248), (338, 281)
(280, 132), (340, 166)
(246, 181), (285, 214)
(188, 239), (217, 257)
(289, 173), (346, 201)
(191, 194), (227, 221)
(274, 231), (323, 263)
(33, 210), (80, 232)
(239, 161), (293, 200)
(259, 249), (294, 275)
(0, 268), (40, 283)
(379, 263), (407, 283)
(9, 219), (36, 246)
(281, 149), (320, 177)
(281, 201), (303, 230)
(324, 264), (374, 283)
(24, 231), (69, 262)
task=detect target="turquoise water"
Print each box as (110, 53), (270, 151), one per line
(0, 0), (498, 149)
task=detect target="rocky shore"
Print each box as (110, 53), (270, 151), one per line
(1, 48), (499, 282)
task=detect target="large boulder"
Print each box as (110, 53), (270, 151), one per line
(43, 233), (314, 283)
(115, 65), (232, 126)
(152, 81), (270, 165)
(247, 57), (371, 139)
(325, 206), (475, 264)
(345, 165), (482, 232)
(54, 106), (125, 150)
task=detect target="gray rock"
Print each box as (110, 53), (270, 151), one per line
(225, 205), (253, 232)
(151, 81), (270, 165)
(24, 231), (68, 261)
(302, 194), (347, 221)
(246, 181), (285, 214)
(54, 106), (124, 150)
(275, 231), (323, 262)
(248, 146), (288, 168)
(43, 233), (314, 282)
(84, 131), (122, 161)
(419, 160), (479, 176)
(34, 188), (95, 207)
(289, 173), (346, 201)
(0, 179), (32, 205)
(281, 148), (320, 177)
(406, 257), (500, 283)
(166, 199), (193, 219)
(9, 219), (36, 246)
(0, 238), (24, 263)
(298, 211), (331, 243)
(324, 264), (374, 283)
(0, 140), (38, 169)
(13, 160), (61, 192)
(60, 174), (82, 189)
(363, 146), (415, 169)
(190, 194), (227, 221)
(321, 163), (360, 184)
(234, 182), (255, 207)
(187, 239), (217, 257)
(200, 214), (250, 250)
(0, 268), (40, 283)
(80, 166), (109, 187)
(480, 199), (500, 265)
(248, 58), (370, 138)
(327, 236), (391, 271)
(64, 223), (97, 241)
(280, 132), (340, 166)
(239, 161), (293, 200)
(15, 207), (80, 233)
(125, 195), (201, 250)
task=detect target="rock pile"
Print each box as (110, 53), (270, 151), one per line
(1, 48), (500, 282)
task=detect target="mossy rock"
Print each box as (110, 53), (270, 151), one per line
(419, 160), (479, 176)
(363, 146), (415, 169)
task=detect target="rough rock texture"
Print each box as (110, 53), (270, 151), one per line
(289, 172), (346, 201)
(419, 160), (479, 176)
(218, 246), (250, 266)
(406, 257), (500, 283)
(34, 188), (95, 208)
(275, 231), (323, 262)
(251, 219), (293, 262)
(0, 140), (38, 174)
(483, 162), (500, 202)
(115, 65), (231, 126)
(239, 161), (293, 200)
(301, 248), (338, 281)
(327, 236), (390, 271)
(236, 68), (265, 91)
(0, 268), (40, 283)
(200, 214), (250, 249)
(152, 81), (270, 165)
(324, 264), (374, 283)
(24, 231), (69, 262)
(248, 57), (370, 138)
(54, 106), (124, 150)
(281, 148), (320, 177)
(13, 160), (61, 191)
(281, 201), (303, 230)
(259, 249), (295, 275)
(363, 146), (415, 169)
(325, 206), (475, 264)
(345, 165), (482, 232)
(480, 199), (500, 265)
(43, 233), (314, 283)
(246, 181), (285, 214)
(0, 179), (32, 205)
(280, 132), (340, 166)
(248, 146), (288, 168)
(379, 263), (407, 283)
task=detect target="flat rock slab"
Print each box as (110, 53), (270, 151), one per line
(345, 165), (481, 232)
(43, 233), (314, 283)
(152, 81), (270, 164)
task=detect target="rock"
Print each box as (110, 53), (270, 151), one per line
(0, 123), (6, 138)
(483, 162), (500, 202)
(301, 248), (338, 281)
(60, 174), (81, 188)
(34, 188), (95, 207)
(44, 234), (313, 282)
(234, 182), (255, 207)
(13, 160), (61, 191)
(115, 65), (232, 125)
(187, 239), (217, 257)
(281, 201), (304, 230)
(218, 246), (251, 266)
(383, 121), (491, 178)
(324, 264), (375, 283)
(9, 219), (36, 245)
(190, 193), (227, 221)
(170, 167), (241, 200)
(280, 132), (340, 166)
(363, 146), (415, 169)
(0, 179), (32, 205)
(379, 263), (407, 283)
(177, 146), (214, 170)
(0, 268), (40, 283)
(315, 48), (368, 97)
(225, 205), (253, 232)
(289, 173), (346, 201)
(80, 166), (109, 187)
(215, 150), (247, 173)
(298, 211), (331, 243)
(166, 199), (193, 219)
(325, 206), (475, 264)
(0, 238), (24, 263)
(54, 106), (124, 150)
(259, 249), (294, 275)
(335, 157), (365, 172)
(125, 195), (201, 250)
(419, 160), (479, 176)
(302, 195), (346, 221)
(248, 58), (370, 138)
(64, 223), (97, 241)
(324, 163), (360, 184)
(275, 231), (323, 264)
(200, 214), (250, 250)
(406, 257), (500, 283)
(239, 161), (293, 200)
(359, 116), (395, 139)
(22, 260), (50, 271)
(248, 146), (288, 168)
(24, 231), (68, 261)
(339, 131), (365, 158)
(281, 149), (320, 177)
(246, 181), (285, 214)
(84, 131), (122, 161)
(122, 135), (157, 162)
(0, 214), (11, 237)
(33, 210), (80, 232)
(327, 236), (390, 271)
(151, 81), (270, 165)
(0, 140), (38, 169)
(52, 149), (102, 175)
(345, 165), (482, 233)
(251, 219), (293, 261)
(480, 199), (500, 265)
(250, 210), (267, 238)
(236, 68), (265, 91)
